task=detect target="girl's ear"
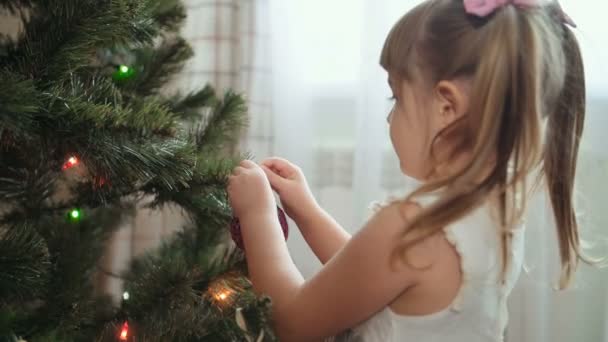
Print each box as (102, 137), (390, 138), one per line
(435, 80), (470, 128)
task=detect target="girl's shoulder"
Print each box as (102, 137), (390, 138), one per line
(367, 195), (447, 270)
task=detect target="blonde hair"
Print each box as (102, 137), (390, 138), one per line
(382, 0), (586, 289)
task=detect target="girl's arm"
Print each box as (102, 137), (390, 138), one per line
(240, 201), (423, 341)
(259, 157), (351, 264)
(295, 203), (351, 264)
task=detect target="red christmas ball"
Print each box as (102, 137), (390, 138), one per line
(229, 206), (289, 250)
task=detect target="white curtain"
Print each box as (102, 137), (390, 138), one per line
(267, 1), (608, 341)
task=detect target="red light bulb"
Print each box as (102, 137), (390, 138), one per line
(62, 156), (79, 170)
(119, 321), (128, 341)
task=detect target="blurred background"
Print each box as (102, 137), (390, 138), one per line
(106, 0), (608, 341)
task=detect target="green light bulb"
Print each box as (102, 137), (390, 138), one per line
(112, 64), (135, 81)
(69, 209), (81, 220)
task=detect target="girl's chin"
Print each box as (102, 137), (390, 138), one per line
(399, 162), (426, 183)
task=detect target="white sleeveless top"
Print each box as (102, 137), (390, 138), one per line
(332, 193), (525, 342)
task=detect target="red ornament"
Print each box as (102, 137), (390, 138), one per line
(119, 321), (128, 341)
(229, 206), (289, 250)
(62, 156), (79, 170)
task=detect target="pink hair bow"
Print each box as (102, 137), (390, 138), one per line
(463, 0), (576, 27)
(463, 0), (539, 17)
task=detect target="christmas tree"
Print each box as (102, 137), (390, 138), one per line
(0, 0), (277, 340)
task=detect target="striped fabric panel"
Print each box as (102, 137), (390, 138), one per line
(180, 0), (275, 160)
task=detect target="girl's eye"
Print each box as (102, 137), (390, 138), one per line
(387, 95), (397, 102)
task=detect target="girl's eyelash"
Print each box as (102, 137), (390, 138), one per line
(387, 95), (397, 101)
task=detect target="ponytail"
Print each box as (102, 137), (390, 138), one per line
(544, 22), (586, 289)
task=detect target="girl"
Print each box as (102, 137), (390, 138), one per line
(227, 0), (586, 341)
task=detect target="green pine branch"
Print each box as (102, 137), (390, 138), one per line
(45, 92), (179, 138)
(193, 90), (249, 153)
(0, 158), (57, 218)
(0, 70), (42, 140)
(145, 154), (238, 202)
(121, 37), (194, 97)
(7, 0), (158, 83)
(119, 215), (275, 341)
(149, 0), (187, 32)
(121, 252), (214, 340)
(0, 137), (239, 228)
(14, 207), (128, 338)
(62, 74), (125, 107)
(0, 223), (50, 303)
(73, 136), (194, 192)
(169, 85), (218, 122)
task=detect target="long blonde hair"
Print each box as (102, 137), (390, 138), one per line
(382, 0), (586, 289)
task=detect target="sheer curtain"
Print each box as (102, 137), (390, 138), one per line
(267, 1), (608, 341)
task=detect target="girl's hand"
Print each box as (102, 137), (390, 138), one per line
(228, 160), (277, 220)
(259, 157), (318, 223)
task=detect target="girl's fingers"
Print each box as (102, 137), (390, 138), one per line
(240, 159), (257, 169)
(261, 157), (297, 178)
(261, 165), (286, 191)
